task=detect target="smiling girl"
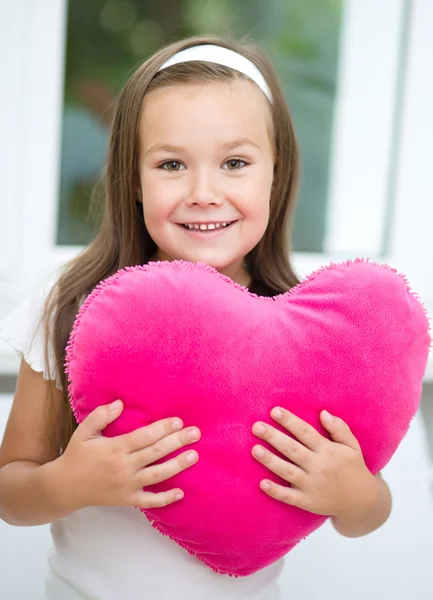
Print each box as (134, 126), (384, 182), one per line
(0, 35), (391, 600)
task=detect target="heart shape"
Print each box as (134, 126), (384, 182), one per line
(65, 259), (431, 576)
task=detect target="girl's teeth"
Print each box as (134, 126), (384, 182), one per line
(183, 222), (232, 231)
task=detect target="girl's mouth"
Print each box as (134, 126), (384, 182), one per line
(176, 221), (237, 237)
(179, 221), (236, 231)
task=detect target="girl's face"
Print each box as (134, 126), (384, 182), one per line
(137, 79), (275, 284)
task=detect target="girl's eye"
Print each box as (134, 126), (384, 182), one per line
(159, 159), (248, 171)
(160, 161), (184, 171)
(224, 159), (247, 171)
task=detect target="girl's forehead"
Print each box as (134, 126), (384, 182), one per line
(143, 79), (270, 115)
(139, 79), (274, 146)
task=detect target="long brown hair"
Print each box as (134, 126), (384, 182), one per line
(42, 34), (301, 451)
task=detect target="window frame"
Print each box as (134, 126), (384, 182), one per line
(1, 0), (432, 378)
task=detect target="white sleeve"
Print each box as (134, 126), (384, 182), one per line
(0, 272), (62, 390)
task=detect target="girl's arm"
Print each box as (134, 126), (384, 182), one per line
(0, 460), (77, 526)
(0, 360), (201, 527)
(0, 360), (69, 525)
(331, 472), (392, 538)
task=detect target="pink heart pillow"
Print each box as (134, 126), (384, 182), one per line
(65, 259), (431, 576)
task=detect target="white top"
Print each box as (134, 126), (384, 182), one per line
(0, 273), (284, 600)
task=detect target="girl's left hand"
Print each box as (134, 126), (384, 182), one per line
(252, 407), (377, 520)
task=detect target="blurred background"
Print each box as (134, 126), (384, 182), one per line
(1, 0), (433, 598)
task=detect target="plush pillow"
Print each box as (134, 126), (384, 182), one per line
(65, 259), (431, 576)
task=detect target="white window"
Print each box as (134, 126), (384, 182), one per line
(1, 0), (432, 378)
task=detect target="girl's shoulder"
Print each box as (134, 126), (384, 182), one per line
(0, 269), (62, 388)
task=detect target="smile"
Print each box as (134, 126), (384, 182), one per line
(180, 221), (236, 231)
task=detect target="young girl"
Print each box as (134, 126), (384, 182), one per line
(0, 35), (391, 600)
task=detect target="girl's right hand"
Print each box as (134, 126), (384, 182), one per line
(54, 400), (201, 511)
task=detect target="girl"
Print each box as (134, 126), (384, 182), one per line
(0, 35), (391, 600)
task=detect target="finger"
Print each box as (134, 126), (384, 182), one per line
(259, 480), (309, 510)
(252, 422), (312, 470)
(252, 445), (306, 487)
(132, 489), (185, 509)
(132, 427), (201, 469)
(320, 411), (361, 450)
(76, 400), (124, 440)
(270, 407), (325, 452)
(117, 417), (185, 452)
(138, 450), (199, 487)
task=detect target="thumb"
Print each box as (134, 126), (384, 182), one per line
(77, 400), (123, 439)
(320, 410), (360, 450)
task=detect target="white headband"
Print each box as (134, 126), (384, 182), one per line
(156, 44), (272, 103)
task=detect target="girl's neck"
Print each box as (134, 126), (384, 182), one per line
(150, 253), (251, 288)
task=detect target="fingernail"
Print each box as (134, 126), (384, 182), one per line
(187, 452), (197, 463)
(110, 400), (122, 411)
(322, 410), (333, 423)
(254, 447), (265, 458)
(172, 419), (182, 431)
(188, 429), (200, 441)
(254, 423), (266, 435)
(175, 491), (184, 500)
(261, 481), (271, 490)
(272, 408), (283, 420)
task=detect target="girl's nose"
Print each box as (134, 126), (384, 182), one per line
(185, 171), (223, 207)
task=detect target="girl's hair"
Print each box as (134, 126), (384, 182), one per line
(42, 34), (301, 451)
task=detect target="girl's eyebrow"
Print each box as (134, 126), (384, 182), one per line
(144, 137), (261, 157)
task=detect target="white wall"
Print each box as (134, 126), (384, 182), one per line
(0, 396), (51, 600)
(1, 391), (433, 599)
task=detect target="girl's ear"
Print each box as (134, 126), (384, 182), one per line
(133, 170), (142, 202)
